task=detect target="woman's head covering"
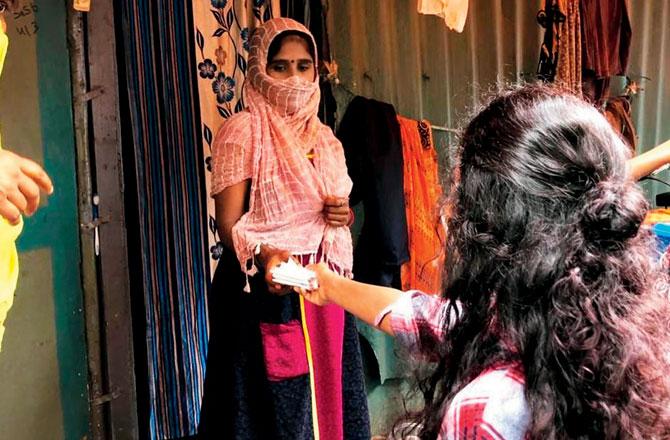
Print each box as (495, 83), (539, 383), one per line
(245, 17), (319, 118)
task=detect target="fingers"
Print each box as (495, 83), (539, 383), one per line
(325, 219), (347, 227)
(18, 176), (41, 215)
(294, 285), (326, 306)
(265, 272), (291, 295)
(0, 151), (53, 222)
(323, 195), (342, 206)
(324, 199), (350, 227)
(324, 205), (349, 216)
(324, 209), (350, 227)
(0, 196), (21, 225)
(325, 212), (349, 222)
(264, 251), (295, 295)
(323, 196), (348, 209)
(19, 158), (53, 194)
(6, 185), (28, 217)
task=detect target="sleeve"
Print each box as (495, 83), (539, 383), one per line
(210, 112), (253, 197)
(0, 218), (22, 351)
(377, 290), (460, 360)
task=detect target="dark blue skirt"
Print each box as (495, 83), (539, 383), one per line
(197, 248), (370, 439)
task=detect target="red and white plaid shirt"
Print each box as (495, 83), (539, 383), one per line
(377, 291), (530, 440)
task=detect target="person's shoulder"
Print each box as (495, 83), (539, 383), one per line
(219, 110), (251, 133)
(223, 110), (251, 125)
(446, 366), (530, 439)
(317, 121), (335, 135)
(318, 123), (343, 149)
(215, 111), (252, 144)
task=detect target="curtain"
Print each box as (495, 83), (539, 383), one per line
(120, 2), (210, 438)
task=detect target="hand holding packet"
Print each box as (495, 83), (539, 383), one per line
(271, 259), (319, 290)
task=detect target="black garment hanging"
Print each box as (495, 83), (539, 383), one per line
(337, 96), (409, 288)
(536, 0), (566, 82)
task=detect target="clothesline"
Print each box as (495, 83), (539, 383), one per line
(332, 81), (460, 135)
(431, 124), (459, 134)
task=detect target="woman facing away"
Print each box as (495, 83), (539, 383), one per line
(198, 18), (369, 439)
(299, 85), (670, 439)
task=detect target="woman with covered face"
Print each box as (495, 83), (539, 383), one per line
(199, 18), (369, 440)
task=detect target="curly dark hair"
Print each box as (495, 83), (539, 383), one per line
(410, 85), (670, 439)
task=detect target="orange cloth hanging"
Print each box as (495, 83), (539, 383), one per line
(398, 116), (445, 294)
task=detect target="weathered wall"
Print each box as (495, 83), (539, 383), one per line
(328, 0), (670, 199)
(0, 1), (88, 439)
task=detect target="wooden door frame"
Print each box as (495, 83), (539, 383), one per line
(68, 1), (139, 438)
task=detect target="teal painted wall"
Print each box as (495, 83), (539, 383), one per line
(0, 1), (89, 439)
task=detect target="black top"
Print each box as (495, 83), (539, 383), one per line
(337, 96), (409, 285)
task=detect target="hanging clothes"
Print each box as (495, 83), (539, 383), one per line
(417, 0), (469, 33)
(604, 96), (637, 152)
(121, 2), (214, 439)
(580, 0), (632, 104)
(538, 0), (637, 150)
(398, 117), (445, 295)
(536, 0), (564, 82)
(555, 0), (582, 94)
(337, 96), (410, 384)
(580, 0), (631, 79)
(337, 96), (409, 287)
(536, 0), (581, 93)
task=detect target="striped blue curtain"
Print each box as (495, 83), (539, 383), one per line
(120, 1), (210, 439)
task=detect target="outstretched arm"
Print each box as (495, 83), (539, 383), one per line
(299, 263), (403, 334)
(627, 139), (670, 181)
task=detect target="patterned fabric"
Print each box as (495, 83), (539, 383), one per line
(192, 0), (280, 271)
(440, 367), (529, 440)
(121, 2), (210, 438)
(554, 0), (582, 94)
(398, 117), (445, 295)
(212, 18), (354, 278)
(644, 208), (670, 225)
(385, 291), (531, 439)
(209, 113), (253, 194)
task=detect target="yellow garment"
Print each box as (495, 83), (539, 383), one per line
(417, 0), (469, 32)
(0, 28), (22, 351)
(0, 216), (21, 350)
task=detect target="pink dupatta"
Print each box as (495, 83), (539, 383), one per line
(228, 18), (353, 282)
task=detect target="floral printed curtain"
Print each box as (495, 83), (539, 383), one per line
(193, 0), (280, 270)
